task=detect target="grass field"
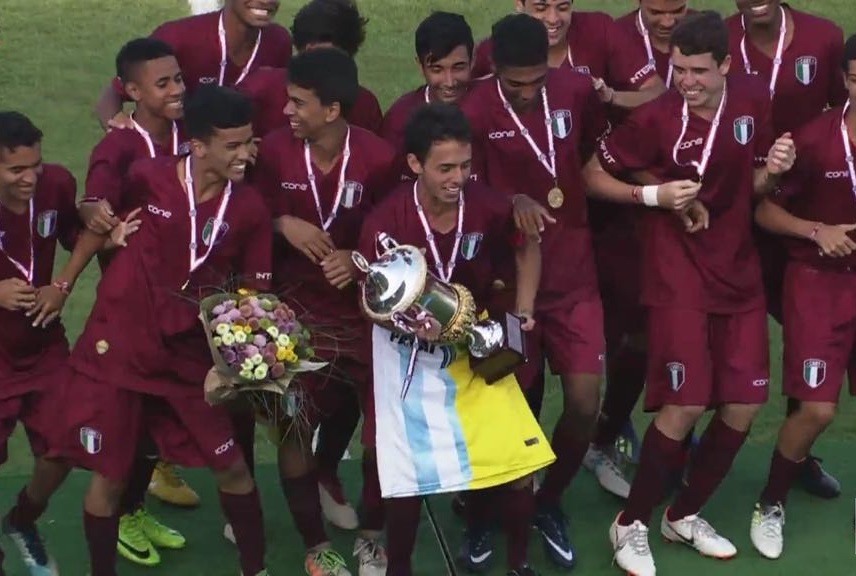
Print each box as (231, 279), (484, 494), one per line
(1, 0), (856, 574)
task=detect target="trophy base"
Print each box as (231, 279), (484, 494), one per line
(471, 313), (527, 384)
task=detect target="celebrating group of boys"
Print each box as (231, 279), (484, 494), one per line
(1, 0), (854, 575)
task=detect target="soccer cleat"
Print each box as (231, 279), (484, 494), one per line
(798, 456), (841, 499)
(584, 445), (631, 499)
(224, 523), (236, 544)
(319, 476), (359, 530)
(148, 461), (201, 507)
(353, 536), (387, 576)
(610, 514), (655, 576)
(506, 564), (538, 576)
(305, 548), (352, 576)
(117, 512), (160, 566)
(661, 509), (737, 559)
(750, 502), (784, 559)
(136, 508), (186, 549)
(2, 517), (59, 576)
(533, 504), (575, 569)
(458, 525), (494, 572)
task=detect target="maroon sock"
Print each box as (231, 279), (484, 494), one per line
(760, 449), (803, 506)
(524, 370), (546, 420)
(231, 410), (256, 478)
(594, 345), (647, 447)
(668, 416), (748, 520)
(536, 415), (591, 507)
(502, 485), (534, 570)
(6, 488), (47, 531)
(464, 488), (495, 529)
(316, 389), (360, 480)
(84, 511), (119, 576)
(120, 453), (157, 515)
(219, 489), (266, 575)
(385, 496), (422, 576)
(281, 471), (327, 549)
(360, 454), (384, 531)
(620, 423), (685, 526)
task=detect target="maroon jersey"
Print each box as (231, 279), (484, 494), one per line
(380, 86), (432, 181)
(597, 75), (774, 313)
(0, 165), (78, 396)
(253, 126), (396, 322)
(612, 10), (675, 88)
(358, 181), (517, 307)
(70, 156), (273, 396)
(726, 7), (847, 134)
(462, 72), (607, 309)
(239, 67), (383, 138)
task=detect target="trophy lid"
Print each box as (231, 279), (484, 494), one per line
(352, 244), (428, 322)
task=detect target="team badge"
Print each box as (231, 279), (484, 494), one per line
(80, 427), (102, 455)
(36, 210), (57, 238)
(667, 362), (685, 392)
(460, 232), (483, 261)
(551, 109), (573, 139)
(733, 116), (755, 145)
(340, 180), (364, 209)
(202, 217), (229, 246)
(574, 65), (591, 76)
(795, 56), (817, 86)
(803, 358), (826, 388)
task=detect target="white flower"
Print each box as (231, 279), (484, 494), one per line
(276, 334), (291, 347)
(221, 332), (235, 346)
(234, 330), (248, 344)
(215, 323), (230, 336)
(251, 353), (264, 366)
(266, 326), (280, 339)
(253, 364), (269, 380)
(239, 369), (254, 380)
(213, 336), (222, 347)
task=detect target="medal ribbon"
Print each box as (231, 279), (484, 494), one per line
(131, 114), (179, 158)
(495, 79), (557, 184)
(304, 127), (351, 231)
(840, 102), (856, 197)
(740, 6), (787, 99)
(218, 10), (261, 86)
(638, 10), (673, 87)
(672, 84), (728, 181)
(412, 181), (464, 282)
(184, 156), (232, 282)
(0, 198), (34, 283)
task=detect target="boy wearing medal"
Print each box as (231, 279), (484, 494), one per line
(582, 12), (795, 575)
(749, 33), (856, 560)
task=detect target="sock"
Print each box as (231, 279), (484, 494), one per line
(502, 485), (534, 570)
(360, 453), (384, 531)
(84, 511), (119, 576)
(464, 488), (495, 529)
(620, 423), (685, 526)
(385, 497), (422, 576)
(536, 414), (591, 507)
(6, 488), (47, 531)
(594, 345), (647, 447)
(281, 471), (327, 549)
(760, 449), (803, 506)
(668, 416), (748, 520)
(524, 369), (546, 420)
(231, 410), (257, 478)
(316, 388), (360, 481)
(219, 489), (266, 575)
(120, 452), (157, 515)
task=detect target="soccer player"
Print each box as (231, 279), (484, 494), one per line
(582, 12), (795, 575)
(359, 102), (551, 576)
(52, 86), (273, 576)
(749, 33), (856, 560)
(727, 0), (848, 498)
(94, 0), (292, 130)
(239, 0), (384, 139)
(461, 13), (608, 569)
(253, 47), (395, 575)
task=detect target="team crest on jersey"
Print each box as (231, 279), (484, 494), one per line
(803, 359), (826, 388)
(795, 56), (817, 86)
(80, 427), (102, 455)
(667, 362), (685, 392)
(573, 66), (591, 76)
(733, 116), (755, 145)
(460, 232), (483, 261)
(36, 210), (57, 238)
(340, 180), (363, 208)
(202, 218), (229, 246)
(551, 110), (573, 139)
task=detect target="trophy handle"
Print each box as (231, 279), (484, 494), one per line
(351, 251), (371, 273)
(377, 232), (399, 253)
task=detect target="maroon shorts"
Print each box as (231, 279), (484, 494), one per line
(645, 306), (770, 411)
(783, 262), (856, 402)
(0, 369), (67, 464)
(61, 369), (242, 482)
(293, 355), (369, 431)
(755, 227), (787, 323)
(594, 228), (646, 340)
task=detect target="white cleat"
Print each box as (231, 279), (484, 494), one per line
(584, 445), (631, 499)
(320, 482), (360, 531)
(610, 514), (656, 576)
(224, 523), (236, 545)
(353, 537), (388, 576)
(661, 509), (737, 559)
(750, 502), (784, 559)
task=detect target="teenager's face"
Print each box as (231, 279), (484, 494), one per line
(125, 56), (185, 120)
(517, 0), (572, 47)
(420, 45), (472, 104)
(229, 0), (280, 27)
(0, 143), (42, 204)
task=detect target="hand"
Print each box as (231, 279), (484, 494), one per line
(512, 194), (557, 239)
(515, 310), (536, 332)
(107, 112), (134, 130)
(105, 208), (142, 249)
(0, 278), (37, 312)
(813, 222), (856, 258)
(282, 218), (336, 264)
(79, 200), (120, 234)
(655, 180), (702, 211)
(678, 200), (709, 234)
(413, 315), (442, 342)
(321, 249), (357, 289)
(592, 77), (615, 104)
(26, 284), (68, 327)
(766, 132), (796, 175)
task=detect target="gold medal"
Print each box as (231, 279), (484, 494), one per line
(547, 187), (564, 209)
(95, 340), (110, 355)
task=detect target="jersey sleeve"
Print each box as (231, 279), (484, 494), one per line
(579, 83), (611, 163)
(754, 92), (776, 167)
(85, 137), (126, 208)
(55, 168), (81, 252)
(596, 99), (660, 174)
(827, 30), (848, 108)
(773, 123), (816, 205)
(252, 133), (289, 218)
(606, 20), (657, 89)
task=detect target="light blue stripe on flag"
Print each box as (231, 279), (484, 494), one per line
(400, 348), (440, 493)
(439, 368), (472, 484)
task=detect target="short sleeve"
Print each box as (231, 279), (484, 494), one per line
(606, 20), (657, 89)
(580, 84), (610, 163)
(773, 124), (815, 204)
(252, 133), (289, 218)
(753, 93), (775, 167)
(85, 137), (127, 208)
(55, 168), (81, 252)
(471, 40), (494, 79)
(597, 99), (661, 174)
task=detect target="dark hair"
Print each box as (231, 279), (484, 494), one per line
(291, 0), (367, 57)
(184, 85), (253, 141)
(670, 11), (729, 65)
(288, 47), (359, 116)
(843, 34), (856, 71)
(491, 14), (548, 70)
(0, 111), (43, 153)
(115, 38), (176, 82)
(415, 12), (474, 65)
(404, 103), (471, 164)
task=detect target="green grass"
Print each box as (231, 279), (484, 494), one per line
(1, 0), (856, 574)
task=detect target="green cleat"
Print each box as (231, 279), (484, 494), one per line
(117, 512), (160, 567)
(136, 508), (187, 549)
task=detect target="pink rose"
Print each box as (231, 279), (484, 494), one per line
(271, 362), (286, 378)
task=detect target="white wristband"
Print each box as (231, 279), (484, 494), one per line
(641, 185), (659, 207)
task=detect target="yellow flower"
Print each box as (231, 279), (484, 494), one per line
(237, 288), (257, 297)
(276, 347), (288, 361)
(285, 351), (298, 364)
(243, 325), (252, 334)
